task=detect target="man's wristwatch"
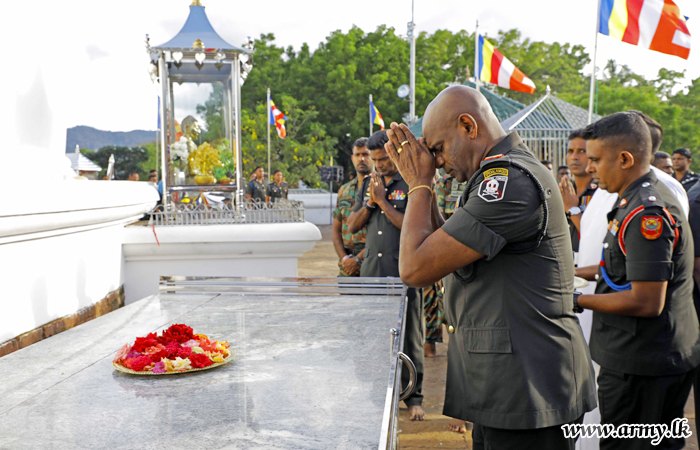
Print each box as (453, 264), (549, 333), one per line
(354, 255), (363, 266)
(364, 201), (377, 211)
(573, 291), (583, 314)
(568, 206), (582, 216)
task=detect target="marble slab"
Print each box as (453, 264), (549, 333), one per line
(0, 292), (401, 449)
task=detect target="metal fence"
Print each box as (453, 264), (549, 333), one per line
(148, 199), (305, 226)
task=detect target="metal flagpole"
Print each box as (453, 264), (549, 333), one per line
(588, 0), (601, 124)
(409, 0), (416, 124)
(267, 88), (271, 179)
(474, 20), (480, 92)
(369, 94), (373, 136)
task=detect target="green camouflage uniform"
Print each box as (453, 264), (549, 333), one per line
(424, 175), (462, 343)
(333, 177), (367, 276)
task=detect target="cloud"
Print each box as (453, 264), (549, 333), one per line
(85, 44), (109, 61)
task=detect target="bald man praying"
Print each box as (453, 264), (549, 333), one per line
(384, 86), (596, 449)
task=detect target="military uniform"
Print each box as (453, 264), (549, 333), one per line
(352, 173), (424, 407)
(568, 178), (598, 252)
(333, 178), (367, 276)
(591, 170), (700, 449)
(246, 178), (267, 202)
(266, 181), (289, 202)
(677, 170), (699, 192)
(440, 133), (596, 444)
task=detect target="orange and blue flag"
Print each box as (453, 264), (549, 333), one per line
(269, 98), (287, 139)
(599, 0), (691, 60)
(370, 100), (385, 130)
(478, 35), (536, 94)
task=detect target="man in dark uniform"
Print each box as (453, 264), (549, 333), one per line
(672, 147), (699, 192)
(246, 166), (267, 202)
(575, 112), (700, 449)
(332, 138), (371, 276)
(383, 85), (596, 449)
(559, 128), (598, 253)
(347, 130), (425, 421)
(266, 170), (289, 202)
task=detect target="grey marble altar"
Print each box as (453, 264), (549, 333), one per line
(0, 293), (402, 449)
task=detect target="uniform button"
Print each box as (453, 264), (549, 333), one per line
(648, 196), (657, 202)
(448, 325), (455, 333)
(378, 231), (383, 235)
(393, 205), (397, 208)
(378, 253), (383, 258)
(381, 211), (384, 214)
(595, 274), (600, 281)
(604, 242), (609, 249)
(441, 286), (445, 294)
(642, 182), (650, 187)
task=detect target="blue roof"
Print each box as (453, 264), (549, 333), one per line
(155, 5), (246, 52)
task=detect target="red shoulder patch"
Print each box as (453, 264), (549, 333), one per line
(483, 154), (504, 161)
(641, 216), (663, 240)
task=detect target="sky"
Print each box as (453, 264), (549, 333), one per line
(3, 0), (699, 135)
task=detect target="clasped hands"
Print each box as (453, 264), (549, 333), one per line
(385, 122), (436, 191)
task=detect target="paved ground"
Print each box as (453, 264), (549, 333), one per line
(298, 225), (698, 449)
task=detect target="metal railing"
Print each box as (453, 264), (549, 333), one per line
(148, 199), (305, 226)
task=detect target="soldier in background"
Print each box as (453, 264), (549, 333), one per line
(246, 166), (267, 202)
(332, 138), (371, 276)
(266, 170), (289, 202)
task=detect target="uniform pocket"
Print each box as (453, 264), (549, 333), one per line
(600, 313), (637, 335)
(464, 327), (512, 353)
(454, 263), (477, 283)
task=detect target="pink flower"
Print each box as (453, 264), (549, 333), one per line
(182, 339), (199, 348)
(151, 361), (166, 374)
(113, 344), (131, 363)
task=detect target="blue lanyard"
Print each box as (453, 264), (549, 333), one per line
(599, 248), (632, 292)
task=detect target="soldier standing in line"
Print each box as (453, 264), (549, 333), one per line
(575, 112), (700, 450)
(384, 85), (595, 448)
(246, 166), (267, 202)
(332, 138), (372, 276)
(266, 170), (289, 202)
(347, 130), (426, 421)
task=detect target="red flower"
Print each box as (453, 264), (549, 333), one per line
(190, 353), (213, 368)
(176, 346), (192, 359)
(129, 355), (154, 371)
(158, 324), (194, 344)
(132, 333), (159, 353)
(165, 342), (181, 359)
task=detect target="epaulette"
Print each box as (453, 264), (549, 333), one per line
(479, 154), (510, 169)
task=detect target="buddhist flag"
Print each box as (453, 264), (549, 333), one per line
(478, 35), (536, 94)
(599, 0), (691, 60)
(269, 98), (287, 139)
(370, 100), (385, 130)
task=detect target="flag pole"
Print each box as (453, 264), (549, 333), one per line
(588, 0), (601, 124)
(267, 87), (271, 179)
(369, 94), (373, 136)
(474, 20), (480, 92)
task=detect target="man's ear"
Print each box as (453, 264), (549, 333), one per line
(459, 114), (478, 139)
(620, 151), (635, 170)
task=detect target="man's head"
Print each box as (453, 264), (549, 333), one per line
(148, 173), (157, 182)
(253, 165), (264, 180)
(653, 151), (673, 175)
(149, 169), (157, 176)
(367, 130), (397, 177)
(557, 165), (571, 181)
(422, 85), (506, 182)
(628, 110), (663, 153)
(582, 112), (652, 194)
(672, 148), (693, 173)
(273, 169), (283, 184)
(566, 128), (589, 178)
(351, 137), (372, 176)
(127, 172), (140, 181)
(541, 160), (553, 171)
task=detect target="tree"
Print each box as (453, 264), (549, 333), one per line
(81, 146), (149, 180)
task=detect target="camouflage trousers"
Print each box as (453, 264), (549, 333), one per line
(338, 247), (364, 277)
(423, 281), (444, 344)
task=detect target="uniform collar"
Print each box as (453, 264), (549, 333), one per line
(617, 170), (656, 203)
(386, 171), (404, 187)
(483, 132), (524, 160)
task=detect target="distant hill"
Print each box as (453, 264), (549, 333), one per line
(66, 126), (157, 152)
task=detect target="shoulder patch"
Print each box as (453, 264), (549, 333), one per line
(641, 216), (663, 240)
(478, 173), (508, 202)
(483, 168), (508, 179)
